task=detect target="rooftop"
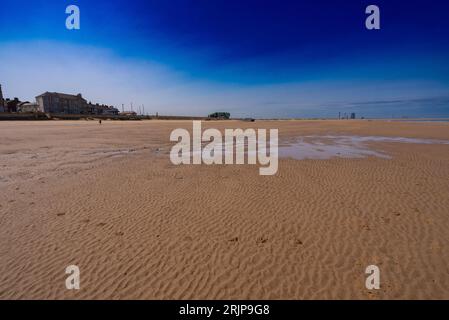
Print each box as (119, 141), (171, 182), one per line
(36, 92), (85, 100)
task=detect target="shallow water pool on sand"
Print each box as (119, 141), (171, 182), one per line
(278, 136), (449, 160)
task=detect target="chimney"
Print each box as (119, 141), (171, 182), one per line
(0, 84), (4, 107)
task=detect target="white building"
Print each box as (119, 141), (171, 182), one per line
(17, 102), (40, 113)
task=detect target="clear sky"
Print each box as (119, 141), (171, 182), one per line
(1, 0), (449, 118)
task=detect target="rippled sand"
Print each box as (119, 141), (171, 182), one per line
(0, 120), (449, 299)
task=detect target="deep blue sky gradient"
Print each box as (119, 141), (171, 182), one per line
(1, 0), (449, 117)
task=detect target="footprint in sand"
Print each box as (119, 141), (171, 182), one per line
(56, 212), (65, 216)
(381, 217), (390, 224)
(362, 224), (371, 231)
(256, 237), (268, 244)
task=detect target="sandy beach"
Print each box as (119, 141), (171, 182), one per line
(0, 119), (448, 299)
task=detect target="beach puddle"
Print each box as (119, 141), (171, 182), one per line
(166, 135), (449, 161)
(278, 136), (449, 160)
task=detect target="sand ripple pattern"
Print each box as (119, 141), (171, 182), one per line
(0, 120), (449, 299)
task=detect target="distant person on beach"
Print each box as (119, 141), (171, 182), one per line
(99, 120), (102, 125)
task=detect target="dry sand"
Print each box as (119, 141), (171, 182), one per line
(0, 119), (448, 299)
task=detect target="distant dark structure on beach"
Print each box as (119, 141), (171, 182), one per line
(208, 112), (230, 120)
(338, 112), (356, 120)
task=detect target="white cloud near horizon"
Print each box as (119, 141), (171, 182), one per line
(1, 40), (448, 118)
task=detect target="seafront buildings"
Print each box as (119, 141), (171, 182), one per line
(36, 92), (87, 114)
(0, 83), (119, 115)
(36, 92), (119, 115)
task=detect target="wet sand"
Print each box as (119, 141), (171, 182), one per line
(0, 120), (449, 299)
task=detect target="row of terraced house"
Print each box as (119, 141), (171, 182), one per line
(0, 84), (119, 115)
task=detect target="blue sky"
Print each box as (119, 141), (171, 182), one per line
(1, 0), (449, 118)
